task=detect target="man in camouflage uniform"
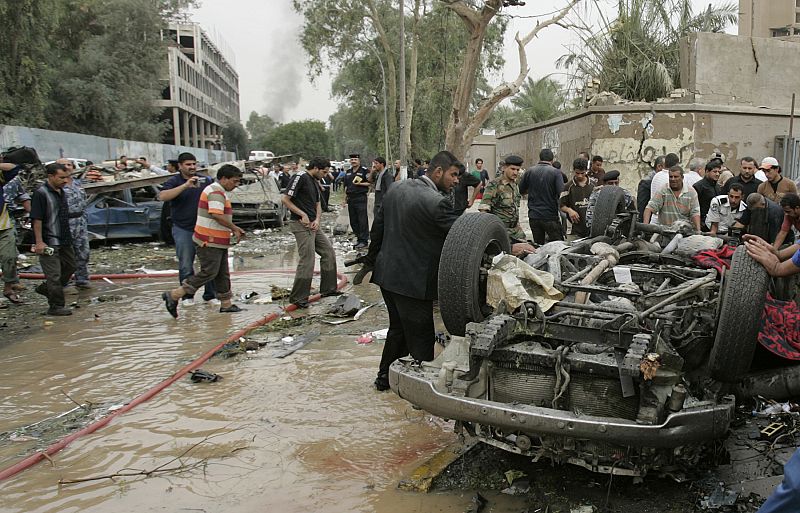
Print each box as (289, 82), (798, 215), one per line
(60, 160), (91, 289)
(1, 164), (31, 295)
(479, 155), (526, 241)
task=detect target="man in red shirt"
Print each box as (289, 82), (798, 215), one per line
(773, 193), (800, 249)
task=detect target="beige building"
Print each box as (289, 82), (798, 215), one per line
(739, 0), (800, 37)
(155, 23), (240, 150)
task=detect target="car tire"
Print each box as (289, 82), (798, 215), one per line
(438, 213), (510, 337)
(589, 185), (628, 238)
(708, 245), (769, 382)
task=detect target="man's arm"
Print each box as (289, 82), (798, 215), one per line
(158, 178), (194, 201)
(281, 195), (310, 226)
(773, 229), (789, 249)
(643, 207), (654, 225)
(745, 235), (800, 277)
(309, 200), (322, 231)
(209, 212), (245, 239)
(709, 222), (719, 235)
(691, 214), (701, 232)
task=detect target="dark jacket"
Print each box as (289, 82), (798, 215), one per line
(519, 162), (563, 221)
(369, 178), (460, 300)
(693, 176), (722, 224)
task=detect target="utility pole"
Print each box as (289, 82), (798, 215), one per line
(398, 0), (408, 176)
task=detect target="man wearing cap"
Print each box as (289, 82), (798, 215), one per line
(479, 155), (526, 241)
(559, 158), (595, 239)
(585, 170), (635, 231)
(723, 157), (762, 199)
(158, 152), (217, 306)
(757, 157), (797, 204)
(644, 165), (701, 231)
(707, 184), (746, 235)
(519, 149), (564, 245)
(343, 154), (370, 249)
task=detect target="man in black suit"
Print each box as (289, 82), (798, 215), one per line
(366, 150), (462, 391)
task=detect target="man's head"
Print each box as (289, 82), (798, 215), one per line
(578, 151), (590, 161)
(665, 153), (680, 169)
(603, 169), (621, 186)
(116, 156), (128, 170)
(760, 157), (782, 183)
(475, 158), (483, 170)
(503, 155), (523, 182)
(780, 192), (800, 219)
(572, 158), (588, 183)
(216, 164), (243, 191)
(747, 192), (765, 209)
(372, 156), (386, 171)
(394, 159), (401, 170)
(45, 162), (70, 189)
(307, 157), (331, 179)
(688, 158), (705, 176)
(166, 159), (178, 173)
(177, 152), (197, 177)
(539, 148), (554, 163)
(56, 158), (76, 176)
(705, 160), (721, 182)
(654, 155), (665, 172)
(668, 165), (684, 191)
(728, 184), (744, 209)
(349, 154), (360, 169)
(740, 157), (757, 180)
(425, 150), (460, 193)
(590, 155), (603, 172)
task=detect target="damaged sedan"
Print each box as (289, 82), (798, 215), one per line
(388, 186), (796, 478)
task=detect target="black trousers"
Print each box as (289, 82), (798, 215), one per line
(530, 218), (564, 245)
(378, 288), (434, 377)
(347, 195), (369, 245)
(40, 245), (77, 308)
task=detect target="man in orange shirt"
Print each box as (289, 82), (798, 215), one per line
(161, 165), (246, 318)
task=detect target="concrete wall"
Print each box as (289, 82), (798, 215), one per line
(739, 0), (799, 38)
(497, 103), (799, 194)
(0, 124), (235, 166)
(466, 134), (497, 174)
(681, 32), (800, 109)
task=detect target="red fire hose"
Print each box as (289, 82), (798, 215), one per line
(0, 270), (349, 482)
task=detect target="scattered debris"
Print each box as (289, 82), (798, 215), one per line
(465, 492), (487, 513)
(570, 506), (596, 513)
(270, 285), (291, 300)
(239, 291), (259, 303)
(504, 469), (526, 485)
(189, 369), (223, 383)
(272, 329), (321, 358)
(327, 294), (362, 317)
(356, 329), (388, 344)
(699, 484), (738, 509)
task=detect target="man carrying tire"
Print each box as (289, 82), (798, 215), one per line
(479, 155), (526, 241)
(364, 151), (462, 391)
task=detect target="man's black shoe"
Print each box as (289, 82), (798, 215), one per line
(35, 283), (49, 298)
(374, 374), (390, 391)
(219, 304), (246, 313)
(162, 292), (179, 318)
(46, 306), (72, 316)
(292, 299), (310, 309)
(320, 290), (343, 298)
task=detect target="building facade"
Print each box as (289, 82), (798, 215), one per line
(739, 0), (800, 38)
(155, 23), (240, 150)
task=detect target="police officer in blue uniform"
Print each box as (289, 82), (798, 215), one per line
(343, 153), (370, 249)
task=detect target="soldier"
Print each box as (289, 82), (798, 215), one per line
(59, 159), (92, 289)
(479, 155), (526, 241)
(706, 184), (746, 235)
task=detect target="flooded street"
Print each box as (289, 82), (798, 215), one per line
(0, 218), (780, 513)
(0, 230), (535, 513)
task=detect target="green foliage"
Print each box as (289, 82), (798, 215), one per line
(0, 0), (197, 141)
(262, 120), (332, 161)
(246, 111), (278, 146)
(484, 76), (570, 133)
(558, 0), (737, 102)
(222, 121), (249, 159)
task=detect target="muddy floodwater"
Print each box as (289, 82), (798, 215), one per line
(0, 240), (539, 513)
(0, 221), (778, 513)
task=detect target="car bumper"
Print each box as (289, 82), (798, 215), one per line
(389, 361), (735, 448)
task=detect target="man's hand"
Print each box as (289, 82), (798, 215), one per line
(234, 226), (246, 241)
(744, 234), (781, 273)
(743, 234), (779, 256)
(467, 199), (474, 208)
(184, 176), (199, 188)
(299, 213), (310, 227)
(566, 208), (580, 223)
(511, 242), (536, 257)
(34, 241), (47, 255)
(309, 219), (320, 231)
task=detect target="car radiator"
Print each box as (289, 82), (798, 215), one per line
(490, 361), (639, 421)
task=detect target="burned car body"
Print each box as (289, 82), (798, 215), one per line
(209, 161), (288, 228)
(389, 186), (776, 477)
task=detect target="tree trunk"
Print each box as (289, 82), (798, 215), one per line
(402, 0), (422, 159)
(366, 0), (398, 155)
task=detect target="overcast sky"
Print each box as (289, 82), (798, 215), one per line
(189, 0), (738, 126)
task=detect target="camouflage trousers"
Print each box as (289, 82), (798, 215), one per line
(70, 222), (90, 285)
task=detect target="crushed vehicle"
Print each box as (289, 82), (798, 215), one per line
(208, 161), (288, 228)
(83, 178), (167, 241)
(388, 186), (797, 477)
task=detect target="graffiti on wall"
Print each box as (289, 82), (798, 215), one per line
(541, 127), (560, 157)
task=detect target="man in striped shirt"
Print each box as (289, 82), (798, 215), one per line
(161, 165), (246, 318)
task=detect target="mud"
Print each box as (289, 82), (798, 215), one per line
(0, 203), (789, 513)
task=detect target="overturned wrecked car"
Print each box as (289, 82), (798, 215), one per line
(388, 186), (795, 477)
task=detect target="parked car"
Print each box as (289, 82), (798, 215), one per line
(388, 186), (796, 478)
(209, 161), (288, 228)
(86, 183), (163, 241)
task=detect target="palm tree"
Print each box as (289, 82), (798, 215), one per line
(511, 76), (568, 124)
(558, 0), (737, 102)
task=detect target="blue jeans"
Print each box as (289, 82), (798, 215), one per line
(172, 226), (215, 301)
(757, 448), (800, 513)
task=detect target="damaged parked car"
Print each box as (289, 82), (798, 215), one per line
(388, 186), (796, 478)
(209, 161), (288, 228)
